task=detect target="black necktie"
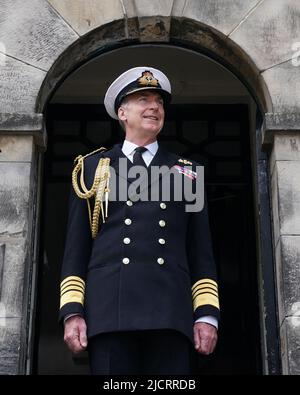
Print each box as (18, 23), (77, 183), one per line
(133, 146), (147, 167)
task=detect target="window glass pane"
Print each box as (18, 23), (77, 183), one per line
(54, 142), (88, 156)
(162, 121), (176, 136)
(216, 162), (242, 176)
(86, 121), (111, 143)
(182, 121), (208, 143)
(215, 121), (240, 137)
(53, 121), (80, 135)
(206, 141), (241, 157)
(52, 162), (73, 178)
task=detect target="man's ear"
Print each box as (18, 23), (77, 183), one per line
(118, 106), (127, 121)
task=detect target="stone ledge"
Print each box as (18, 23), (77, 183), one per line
(0, 113), (46, 149)
(262, 112), (300, 147)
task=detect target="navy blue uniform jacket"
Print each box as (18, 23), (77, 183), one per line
(59, 143), (220, 343)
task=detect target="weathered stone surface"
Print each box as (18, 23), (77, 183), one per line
(270, 132), (300, 177)
(0, 162), (30, 235)
(0, 114), (45, 148)
(0, 238), (27, 317)
(280, 317), (300, 375)
(171, 0), (187, 17)
(0, 113), (43, 132)
(0, 0), (78, 70)
(129, 0), (174, 17)
(281, 237), (300, 317)
(36, 19), (128, 112)
(263, 113), (300, 147)
(0, 136), (34, 162)
(265, 113), (300, 132)
(276, 236), (300, 325)
(123, 0), (173, 41)
(271, 162), (280, 246)
(170, 17), (270, 113)
(262, 61), (300, 114)
(139, 16), (171, 42)
(0, 318), (21, 375)
(280, 317), (289, 375)
(230, 0), (300, 70)
(275, 161), (300, 235)
(48, 0), (124, 36)
(122, 0), (137, 18)
(123, 0), (186, 18)
(182, 0), (261, 36)
(0, 56), (45, 113)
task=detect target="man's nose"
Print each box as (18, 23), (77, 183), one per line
(149, 100), (159, 110)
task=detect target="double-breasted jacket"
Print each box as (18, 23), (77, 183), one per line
(59, 143), (220, 343)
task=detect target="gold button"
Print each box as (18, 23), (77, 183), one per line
(157, 258), (164, 265)
(126, 200), (133, 206)
(158, 238), (166, 245)
(123, 237), (131, 244)
(159, 220), (166, 227)
(160, 203), (167, 209)
(125, 218), (132, 225)
(123, 258), (130, 265)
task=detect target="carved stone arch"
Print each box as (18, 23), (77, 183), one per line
(36, 16), (272, 115)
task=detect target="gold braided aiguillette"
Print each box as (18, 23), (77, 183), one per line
(72, 147), (110, 239)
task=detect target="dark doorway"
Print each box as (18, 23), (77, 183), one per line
(34, 103), (261, 374)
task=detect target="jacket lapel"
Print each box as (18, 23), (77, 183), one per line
(104, 143), (131, 181)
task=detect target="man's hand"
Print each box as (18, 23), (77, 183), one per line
(64, 315), (88, 353)
(193, 322), (218, 355)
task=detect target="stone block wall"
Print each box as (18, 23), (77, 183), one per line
(270, 132), (300, 375)
(0, 136), (37, 374)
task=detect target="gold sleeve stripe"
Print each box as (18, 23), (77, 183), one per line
(61, 282), (85, 293)
(60, 290), (84, 309)
(192, 283), (218, 295)
(193, 293), (220, 311)
(60, 285), (84, 296)
(193, 288), (218, 300)
(192, 279), (218, 292)
(60, 276), (85, 288)
(61, 280), (85, 290)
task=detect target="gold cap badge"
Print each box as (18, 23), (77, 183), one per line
(138, 71), (159, 87)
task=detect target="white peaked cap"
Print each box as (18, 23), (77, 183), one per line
(104, 66), (172, 119)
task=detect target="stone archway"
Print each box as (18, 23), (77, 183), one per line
(36, 16), (272, 115)
(35, 18), (274, 376)
(1, 0), (300, 375)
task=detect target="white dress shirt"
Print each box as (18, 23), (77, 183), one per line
(122, 139), (158, 166)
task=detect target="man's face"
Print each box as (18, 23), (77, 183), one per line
(118, 90), (165, 137)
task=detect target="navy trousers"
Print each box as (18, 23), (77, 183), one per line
(88, 329), (192, 375)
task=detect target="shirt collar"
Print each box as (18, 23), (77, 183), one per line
(122, 140), (158, 157)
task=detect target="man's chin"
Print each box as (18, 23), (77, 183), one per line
(142, 124), (162, 134)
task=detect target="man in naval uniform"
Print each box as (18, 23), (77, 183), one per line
(59, 66), (220, 375)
